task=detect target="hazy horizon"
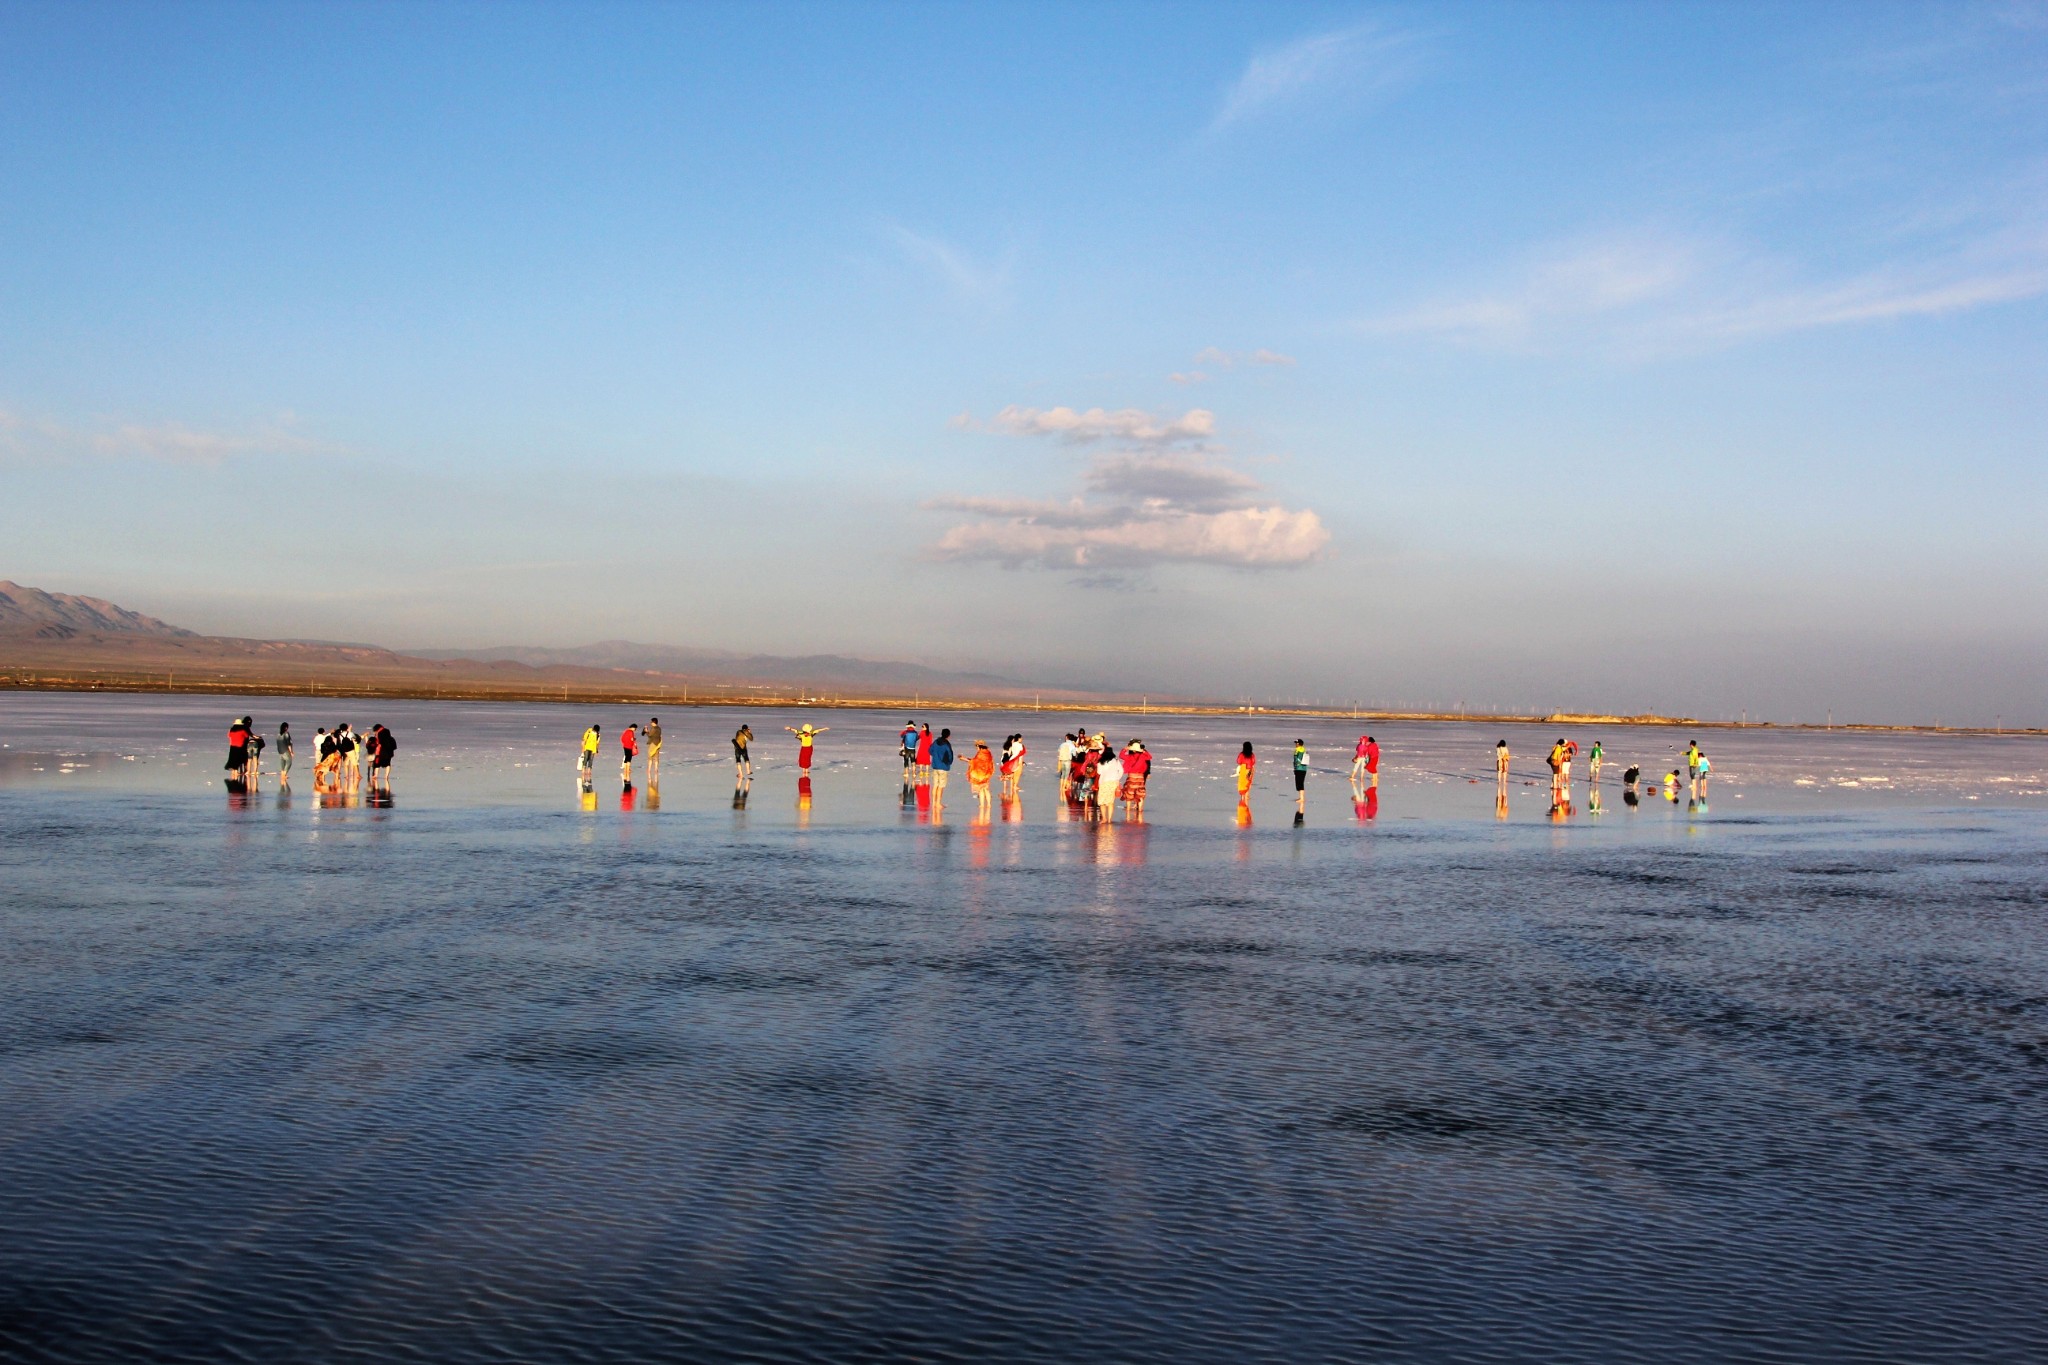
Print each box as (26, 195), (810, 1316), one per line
(4, 3), (2044, 725)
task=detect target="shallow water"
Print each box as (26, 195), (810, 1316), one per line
(3, 693), (2046, 1361)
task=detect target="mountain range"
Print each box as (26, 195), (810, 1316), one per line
(0, 581), (1093, 704)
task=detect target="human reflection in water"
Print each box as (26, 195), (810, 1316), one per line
(645, 780), (660, 811)
(224, 775), (252, 809)
(1235, 797), (1253, 828)
(1549, 796), (1575, 823)
(579, 778), (598, 813)
(1587, 785), (1601, 815)
(620, 780), (637, 812)
(1354, 783), (1379, 822)
(796, 775), (813, 827)
(368, 787), (394, 809)
(1495, 787), (1510, 821)
(1623, 789), (1640, 809)
(733, 777), (750, 811)
(1001, 787), (1024, 822)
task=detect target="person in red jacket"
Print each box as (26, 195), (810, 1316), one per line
(224, 717), (251, 775)
(1120, 740), (1152, 815)
(621, 724), (639, 781)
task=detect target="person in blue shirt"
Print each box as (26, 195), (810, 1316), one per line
(899, 721), (918, 777)
(929, 728), (956, 805)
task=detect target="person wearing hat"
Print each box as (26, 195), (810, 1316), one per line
(785, 721), (829, 772)
(1120, 740), (1151, 815)
(968, 740), (996, 815)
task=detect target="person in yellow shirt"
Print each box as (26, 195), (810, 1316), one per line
(785, 722), (828, 773)
(579, 724), (601, 779)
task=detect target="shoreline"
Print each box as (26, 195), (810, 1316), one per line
(2, 673), (2039, 738)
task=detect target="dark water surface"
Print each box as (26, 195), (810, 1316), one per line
(4, 695), (2047, 1361)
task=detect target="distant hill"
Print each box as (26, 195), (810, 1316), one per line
(431, 641), (1031, 696)
(0, 581), (196, 640)
(0, 580), (1110, 706)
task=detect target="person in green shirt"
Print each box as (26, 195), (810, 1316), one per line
(1292, 739), (1309, 814)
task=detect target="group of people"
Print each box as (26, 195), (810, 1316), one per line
(222, 716), (395, 794)
(1492, 735), (1715, 818)
(579, 717), (663, 786)
(567, 718), (1403, 824)
(889, 722), (1031, 816)
(1053, 731), (1153, 819)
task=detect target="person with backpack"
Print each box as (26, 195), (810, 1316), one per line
(928, 727), (955, 804)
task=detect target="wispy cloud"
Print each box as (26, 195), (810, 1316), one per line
(926, 450), (1328, 575)
(0, 408), (342, 466)
(1370, 212), (2048, 355)
(886, 224), (1015, 306)
(1211, 20), (1422, 132)
(975, 404), (1217, 448)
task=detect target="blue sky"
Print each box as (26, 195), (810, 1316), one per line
(3, 2), (2045, 723)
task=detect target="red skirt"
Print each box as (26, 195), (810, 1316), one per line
(798, 746), (814, 769)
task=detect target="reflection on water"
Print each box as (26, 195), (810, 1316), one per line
(2, 697), (2047, 1359)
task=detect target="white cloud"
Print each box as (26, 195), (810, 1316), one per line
(1212, 21), (1422, 131)
(926, 450), (1329, 574)
(0, 409), (338, 466)
(986, 404), (1216, 448)
(886, 224), (1014, 306)
(1370, 216), (2048, 354)
(1185, 346), (1298, 374)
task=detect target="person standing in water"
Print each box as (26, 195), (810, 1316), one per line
(1361, 735), (1380, 788)
(277, 723), (294, 783)
(1496, 740), (1511, 789)
(1694, 749), (1711, 799)
(1292, 738), (1309, 814)
(645, 717), (662, 781)
(733, 724), (753, 780)
(1588, 739), (1603, 787)
(620, 724), (639, 782)
(580, 724), (601, 779)
(1000, 734), (1027, 796)
(1096, 743), (1123, 820)
(786, 722), (828, 773)
(969, 740), (995, 816)
(225, 716), (250, 778)
(915, 723), (933, 780)
(899, 721), (918, 777)
(1120, 740), (1151, 817)
(1236, 742), (1257, 802)
(929, 727), (955, 806)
